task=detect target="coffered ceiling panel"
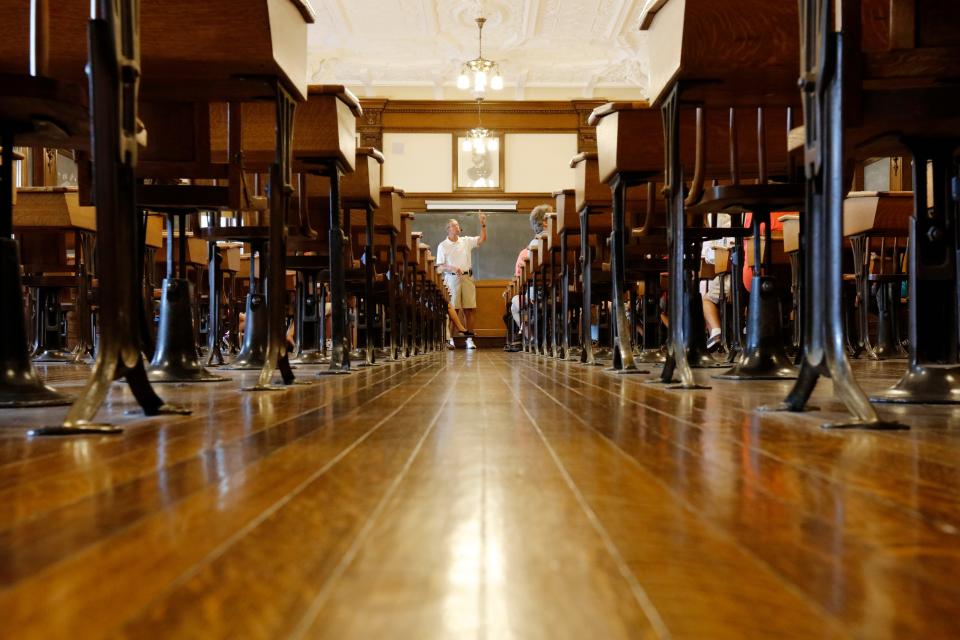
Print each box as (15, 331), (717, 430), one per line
(308, 0), (649, 101)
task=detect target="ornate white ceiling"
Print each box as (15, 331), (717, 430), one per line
(307, 0), (650, 101)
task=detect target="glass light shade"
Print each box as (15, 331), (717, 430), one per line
(474, 70), (487, 92)
(472, 138), (486, 154)
(486, 138), (498, 151)
(457, 73), (470, 90)
(490, 74), (503, 90)
(461, 139), (472, 152)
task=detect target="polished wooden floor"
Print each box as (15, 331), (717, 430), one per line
(1, 351), (959, 639)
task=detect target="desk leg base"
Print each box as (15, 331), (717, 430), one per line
(28, 424), (123, 436)
(0, 383), (71, 408)
(633, 348), (667, 364)
(820, 419), (909, 431)
(870, 365), (960, 404)
(148, 369), (229, 383)
(292, 351), (329, 365)
(605, 367), (650, 375)
(757, 402), (822, 413)
(242, 384), (288, 392)
(34, 350), (79, 363)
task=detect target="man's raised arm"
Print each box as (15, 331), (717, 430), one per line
(477, 213), (487, 246)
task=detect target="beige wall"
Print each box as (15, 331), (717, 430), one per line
(504, 133), (577, 193)
(382, 133), (453, 193)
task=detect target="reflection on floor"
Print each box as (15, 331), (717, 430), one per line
(0, 352), (958, 639)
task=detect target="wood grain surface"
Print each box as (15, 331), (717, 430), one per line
(1, 353), (959, 639)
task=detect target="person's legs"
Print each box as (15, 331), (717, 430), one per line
(703, 275), (723, 350)
(447, 302), (469, 333)
(444, 274), (463, 348)
(458, 276), (478, 345)
(703, 297), (721, 333)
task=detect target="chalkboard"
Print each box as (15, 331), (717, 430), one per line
(412, 211), (535, 280)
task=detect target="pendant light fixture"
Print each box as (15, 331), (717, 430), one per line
(456, 16), (503, 95)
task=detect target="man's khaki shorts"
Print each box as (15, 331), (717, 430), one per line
(444, 273), (477, 310)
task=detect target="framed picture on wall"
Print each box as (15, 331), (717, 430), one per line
(453, 132), (504, 192)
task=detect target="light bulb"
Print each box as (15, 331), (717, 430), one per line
(487, 138), (498, 151)
(491, 74), (503, 90)
(474, 71), (487, 92)
(473, 138), (485, 154)
(457, 73), (470, 90)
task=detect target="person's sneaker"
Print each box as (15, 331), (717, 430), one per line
(465, 338), (477, 350)
(447, 339), (456, 350)
(706, 332), (722, 353)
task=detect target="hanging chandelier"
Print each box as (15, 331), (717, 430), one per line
(456, 17), (503, 95)
(462, 98), (498, 155)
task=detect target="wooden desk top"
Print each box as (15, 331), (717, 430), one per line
(376, 187), (405, 234)
(209, 85), (363, 173)
(589, 102), (793, 183)
(843, 191), (913, 237)
(0, 1), (315, 102)
(13, 188), (95, 232)
(139, 0), (315, 101)
(341, 148), (385, 209)
(640, 0), (799, 108)
(570, 152), (610, 213)
(553, 189), (578, 235)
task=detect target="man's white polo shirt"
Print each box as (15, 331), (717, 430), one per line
(436, 235), (480, 272)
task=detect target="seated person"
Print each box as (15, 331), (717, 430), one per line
(701, 213), (732, 351)
(509, 204), (552, 341)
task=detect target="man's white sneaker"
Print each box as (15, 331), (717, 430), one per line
(447, 339), (456, 350)
(465, 338), (477, 350)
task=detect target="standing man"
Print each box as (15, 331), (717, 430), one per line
(436, 213), (487, 349)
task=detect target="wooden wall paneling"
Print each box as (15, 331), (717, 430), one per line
(473, 279), (512, 338)
(376, 100), (580, 132)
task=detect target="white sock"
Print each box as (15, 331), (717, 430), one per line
(708, 328), (721, 339)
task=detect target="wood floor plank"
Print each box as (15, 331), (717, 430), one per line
(1, 349), (958, 639)
(541, 359), (960, 526)
(0, 362), (446, 638)
(0, 362), (427, 526)
(294, 354), (662, 640)
(514, 355), (960, 638)
(498, 360), (848, 639)
(112, 363), (458, 639)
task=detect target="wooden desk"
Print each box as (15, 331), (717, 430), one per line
(640, 0), (799, 109)
(136, 1), (315, 388)
(13, 187), (97, 363)
(553, 188), (580, 360)
(0, 2), (91, 410)
(639, 0), (802, 392)
(570, 152), (613, 365)
(374, 186), (404, 359)
(843, 191), (913, 237)
(140, 0), (314, 101)
(791, 0), (958, 416)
